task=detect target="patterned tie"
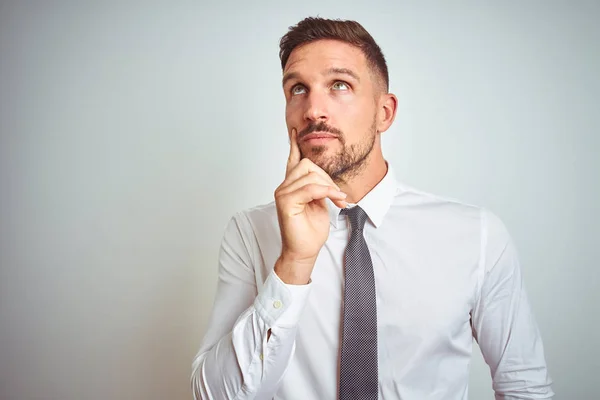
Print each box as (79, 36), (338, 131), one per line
(338, 206), (378, 400)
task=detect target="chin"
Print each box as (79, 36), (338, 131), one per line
(310, 155), (339, 177)
(302, 146), (331, 163)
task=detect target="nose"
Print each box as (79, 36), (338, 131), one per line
(303, 91), (329, 122)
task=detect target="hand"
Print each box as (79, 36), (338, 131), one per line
(273, 128), (347, 284)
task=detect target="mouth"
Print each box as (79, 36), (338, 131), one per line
(301, 132), (338, 144)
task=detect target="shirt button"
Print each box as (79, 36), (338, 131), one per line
(259, 353), (264, 360)
(273, 300), (282, 309)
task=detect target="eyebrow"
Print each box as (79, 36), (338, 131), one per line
(282, 67), (361, 87)
(282, 71), (301, 87)
(327, 67), (360, 82)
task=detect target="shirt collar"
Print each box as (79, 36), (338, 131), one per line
(327, 162), (399, 229)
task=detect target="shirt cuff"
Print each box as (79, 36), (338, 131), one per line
(254, 269), (312, 328)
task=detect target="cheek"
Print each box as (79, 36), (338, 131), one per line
(333, 91), (369, 116)
(285, 102), (301, 126)
(332, 98), (372, 132)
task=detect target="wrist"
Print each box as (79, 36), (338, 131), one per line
(274, 253), (315, 285)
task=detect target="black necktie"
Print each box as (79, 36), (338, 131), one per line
(339, 206), (378, 400)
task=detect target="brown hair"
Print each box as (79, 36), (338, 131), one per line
(279, 17), (389, 92)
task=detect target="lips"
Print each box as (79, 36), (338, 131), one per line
(301, 132), (338, 141)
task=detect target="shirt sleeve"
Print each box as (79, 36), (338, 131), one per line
(191, 213), (312, 400)
(471, 209), (554, 400)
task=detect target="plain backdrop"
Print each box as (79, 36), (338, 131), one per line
(1, 1), (598, 399)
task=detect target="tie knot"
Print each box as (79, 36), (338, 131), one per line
(341, 206), (369, 232)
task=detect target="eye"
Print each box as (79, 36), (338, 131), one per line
(291, 84), (306, 95)
(332, 81), (349, 91)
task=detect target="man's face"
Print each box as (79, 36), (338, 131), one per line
(282, 39), (382, 182)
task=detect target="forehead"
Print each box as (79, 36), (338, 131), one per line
(283, 39), (368, 78)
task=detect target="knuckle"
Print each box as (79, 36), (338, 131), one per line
(274, 184), (284, 196)
(275, 184), (290, 200)
(310, 172), (328, 185)
(299, 158), (313, 168)
(306, 183), (325, 193)
(276, 192), (290, 205)
(307, 171), (320, 181)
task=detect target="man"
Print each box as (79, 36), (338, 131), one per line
(191, 17), (554, 400)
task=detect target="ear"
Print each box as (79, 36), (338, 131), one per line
(376, 92), (398, 134)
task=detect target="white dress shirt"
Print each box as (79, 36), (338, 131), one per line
(191, 164), (554, 400)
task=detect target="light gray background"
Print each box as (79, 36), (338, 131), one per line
(1, 1), (598, 399)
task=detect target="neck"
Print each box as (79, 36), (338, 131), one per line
(337, 151), (388, 204)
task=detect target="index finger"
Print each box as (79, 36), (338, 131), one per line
(286, 128), (301, 177)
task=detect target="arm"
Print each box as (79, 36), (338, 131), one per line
(471, 210), (554, 400)
(192, 128), (347, 399)
(190, 214), (311, 400)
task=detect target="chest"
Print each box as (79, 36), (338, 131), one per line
(306, 224), (480, 339)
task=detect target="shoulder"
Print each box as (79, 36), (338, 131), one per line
(222, 200), (279, 239)
(234, 201), (278, 226)
(392, 181), (511, 241)
(393, 181), (484, 220)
